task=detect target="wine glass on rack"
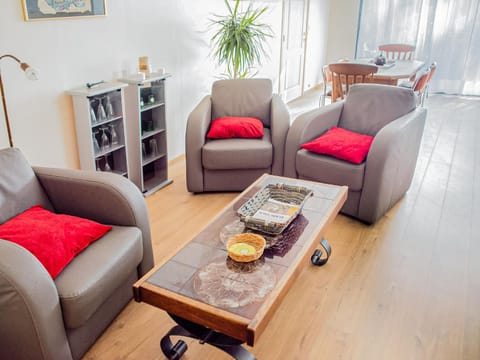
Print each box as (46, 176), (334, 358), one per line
(104, 155), (112, 171)
(97, 97), (107, 123)
(95, 157), (102, 171)
(105, 95), (114, 118)
(149, 138), (158, 157)
(92, 130), (100, 154)
(90, 101), (97, 124)
(100, 126), (110, 151)
(109, 123), (119, 146)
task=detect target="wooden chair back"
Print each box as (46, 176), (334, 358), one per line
(414, 61), (437, 107)
(413, 66), (434, 106)
(379, 44), (416, 60)
(328, 63), (378, 102)
(320, 65), (333, 106)
(413, 70), (430, 92)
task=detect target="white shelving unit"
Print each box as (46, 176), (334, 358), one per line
(121, 73), (173, 196)
(67, 82), (129, 177)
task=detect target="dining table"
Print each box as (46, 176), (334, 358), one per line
(355, 59), (425, 85)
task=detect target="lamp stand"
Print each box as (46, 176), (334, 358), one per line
(0, 70), (14, 147)
(0, 54), (39, 148)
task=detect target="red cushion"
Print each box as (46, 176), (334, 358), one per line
(0, 205), (112, 279)
(301, 126), (374, 164)
(206, 116), (264, 139)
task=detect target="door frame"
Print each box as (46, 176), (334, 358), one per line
(278, 0), (310, 101)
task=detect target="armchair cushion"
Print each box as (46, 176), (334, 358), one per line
(339, 84), (417, 135)
(55, 225), (142, 329)
(0, 205), (112, 279)
(211, 79), (272, 127)
(203, 128), (272, 170)
(296, 150), (366, 191)
(301, 126), (374, 164)
(0, 148), (53, 224)
(206, 116), (264, 139)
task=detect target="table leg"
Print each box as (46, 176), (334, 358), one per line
(160, 315), (256, 360)
(311, 237), (331, 266)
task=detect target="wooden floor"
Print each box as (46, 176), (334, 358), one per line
(83, 93), (480, 360)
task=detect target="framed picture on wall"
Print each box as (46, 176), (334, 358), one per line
(22, 0), (107, 21)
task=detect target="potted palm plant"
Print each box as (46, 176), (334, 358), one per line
(209, 0), (273, 79)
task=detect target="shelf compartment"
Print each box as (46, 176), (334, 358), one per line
(142, 152), (167, 167)
(140, 106), (166, 135)
(95, 148), (128, 175)
(142, 156), (172, 195)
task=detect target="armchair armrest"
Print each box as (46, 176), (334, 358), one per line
(283, 101), (344, 178)
(33, 167), (153, 276)
(270, 94), (291, 175)
(360, 107), (427, 223)
(0, 240), (72, 360)
(186, 95), (212, 192)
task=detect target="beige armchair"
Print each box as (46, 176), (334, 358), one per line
(0, 148), (154, 359)
(186, 78), (290, 192)
(284, 84), (426, 224)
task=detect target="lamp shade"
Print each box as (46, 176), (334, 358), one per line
(20, 62), (40, 80)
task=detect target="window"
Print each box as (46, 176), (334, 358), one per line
(356, 0), (480, 95)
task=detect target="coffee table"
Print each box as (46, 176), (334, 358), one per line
(133, 174), (347, 359)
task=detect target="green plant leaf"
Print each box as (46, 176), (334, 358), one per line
(209, 0), (273, 79)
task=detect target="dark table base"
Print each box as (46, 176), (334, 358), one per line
(161, 314), (256, 360)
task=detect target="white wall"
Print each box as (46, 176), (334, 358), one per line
(0, 0), (332, 168)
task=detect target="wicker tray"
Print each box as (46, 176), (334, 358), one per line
(237, 183), (313, 235)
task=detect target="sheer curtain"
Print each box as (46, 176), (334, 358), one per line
(356, 0), (480, 95)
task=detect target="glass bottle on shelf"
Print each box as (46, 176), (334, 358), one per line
(148, 94), (155, 105)
(109, 123), (119, 145)
(105, 95), (115, 118)
(97, 98), (107, 122)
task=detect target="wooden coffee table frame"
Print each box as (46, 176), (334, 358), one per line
(134, 175), (347, 359)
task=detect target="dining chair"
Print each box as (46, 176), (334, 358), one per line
(379, 44), (415, 60)
(416, 62), (437, 106)
(319, 64), (333, 107)
(328, 63), (378, 102)
(427, 61), (437, 81)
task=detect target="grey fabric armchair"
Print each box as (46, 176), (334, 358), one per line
(284, 84), (426, 224)
(186, 78), (290, 192)
(0, 148), (154, 360)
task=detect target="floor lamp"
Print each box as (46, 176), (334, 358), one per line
(0, 54), (39, 147)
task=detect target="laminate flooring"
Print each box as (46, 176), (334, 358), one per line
(83, 92), (480, 360)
